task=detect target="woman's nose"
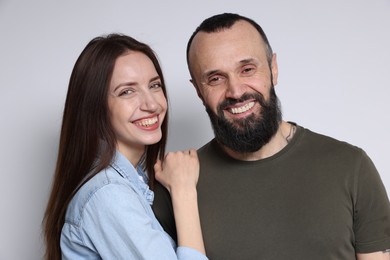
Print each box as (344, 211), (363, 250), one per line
(139, 90), (159, 111)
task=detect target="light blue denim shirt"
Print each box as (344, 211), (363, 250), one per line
(61, 150), (208, 260)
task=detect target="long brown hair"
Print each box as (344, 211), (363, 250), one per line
(42, 34), (168, 260)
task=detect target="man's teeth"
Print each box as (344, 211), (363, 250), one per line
(136, 117), (158, 126)
(230, 102), (255, 114)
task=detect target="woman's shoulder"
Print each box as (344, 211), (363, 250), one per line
(64, 167), (136, 226)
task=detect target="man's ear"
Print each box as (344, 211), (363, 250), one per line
(271, 53), (278, 86)
(190, 79), (204, 102)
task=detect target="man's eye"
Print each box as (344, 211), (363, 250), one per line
(242, 66), (256, 75)
(208, 76), (224, 86)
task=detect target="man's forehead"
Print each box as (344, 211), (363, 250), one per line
(190, 22), (264, 54)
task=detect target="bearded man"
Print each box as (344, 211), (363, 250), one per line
(153, 13), (390, 260)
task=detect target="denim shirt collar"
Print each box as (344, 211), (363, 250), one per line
(110, 150), (154, 205)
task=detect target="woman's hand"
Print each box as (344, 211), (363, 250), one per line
(154, 149), (199, 194)
(154, 149), (206, 255)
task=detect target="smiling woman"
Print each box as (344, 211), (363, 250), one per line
(108, 51), (167, 162)
(42, 34), (207, 260)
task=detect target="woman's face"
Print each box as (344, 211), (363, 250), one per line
(108, 51), (167, 162)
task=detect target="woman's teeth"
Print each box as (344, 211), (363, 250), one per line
(135, 117), (158, 126)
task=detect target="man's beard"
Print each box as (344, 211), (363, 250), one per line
(205, 86), (282, 153)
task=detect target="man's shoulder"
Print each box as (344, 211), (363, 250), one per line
(197, 139), (225, 161)
(299, 125), (363, 155)
(197, 138), (217, 153)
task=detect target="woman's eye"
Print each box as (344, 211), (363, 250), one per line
(118, 89), (133, 96)
(150, 82), (162, 89)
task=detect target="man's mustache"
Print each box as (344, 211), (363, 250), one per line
(219, 93), (265, 111)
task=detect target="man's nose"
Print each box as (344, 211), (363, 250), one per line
(225, 75), (246, 99)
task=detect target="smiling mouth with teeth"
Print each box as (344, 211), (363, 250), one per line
(134, 116), (158, 127)
(230, 101), (255, 114)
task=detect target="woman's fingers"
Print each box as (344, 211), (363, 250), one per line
(154, 149), (199, 192)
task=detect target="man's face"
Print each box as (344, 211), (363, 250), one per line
(188, 20), (281, 152)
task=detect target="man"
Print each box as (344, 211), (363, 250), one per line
(153, 13), (390, 259)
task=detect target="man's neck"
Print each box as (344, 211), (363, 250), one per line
(222, 121), (294, 161)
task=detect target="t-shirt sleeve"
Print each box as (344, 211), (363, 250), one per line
(354, 149), (390, 253)
(152, 181), (178, 241)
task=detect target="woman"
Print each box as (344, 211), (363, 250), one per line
(43, 34), (206, 259)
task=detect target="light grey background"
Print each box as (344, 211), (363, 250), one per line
(1, 1), (389, 259)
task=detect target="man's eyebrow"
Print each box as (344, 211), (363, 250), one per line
(203, 69), (221, 78)
(202, 58), (260, 79)
(239, 58), (258, 65)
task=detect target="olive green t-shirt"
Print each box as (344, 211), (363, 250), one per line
(153, 125), (390, 259)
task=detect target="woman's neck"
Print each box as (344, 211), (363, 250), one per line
(117, 143), (145, 167)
